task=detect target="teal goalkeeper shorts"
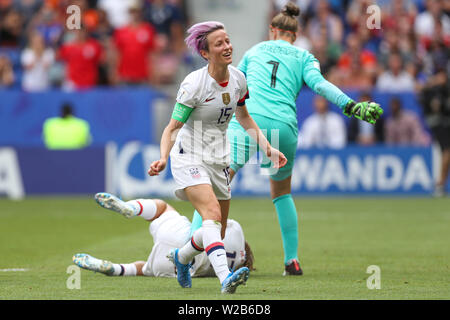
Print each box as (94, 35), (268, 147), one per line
(228, 114), (298, 181)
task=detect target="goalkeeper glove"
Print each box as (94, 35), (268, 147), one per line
(343, 100), (384, 125)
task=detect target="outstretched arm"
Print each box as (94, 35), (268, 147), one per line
(303, 58), (383, 124)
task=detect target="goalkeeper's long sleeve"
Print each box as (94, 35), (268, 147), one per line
(303, 67), (352, 111)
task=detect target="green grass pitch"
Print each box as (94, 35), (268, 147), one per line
(0, 196), (449, 300)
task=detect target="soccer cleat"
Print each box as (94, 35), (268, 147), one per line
(72, 253), (115, 276)
(95, 192), (136, 218)
(167, 248), (192, 288)
(221, 267), (250, 294)
(283, 259), (303, 276)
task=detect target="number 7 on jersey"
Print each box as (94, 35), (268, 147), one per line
(267, 60), (279, 88)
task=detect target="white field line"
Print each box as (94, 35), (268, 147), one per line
(0, 268), (29, 272)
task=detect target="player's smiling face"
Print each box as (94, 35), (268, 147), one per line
(201, 29), (233, 66)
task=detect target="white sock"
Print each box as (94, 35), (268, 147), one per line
(126, 199), (157, 220)
(202, 220), (230, 284)
(112, 263), (137, 276)
(178, 228), (204, 264)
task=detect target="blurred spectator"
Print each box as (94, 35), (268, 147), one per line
(112, 3), (157, 85)
(90, 8), (114, 42)
(97, 0), (136, 28)
(348, 92), (385, 145)
(0, 54), (15, 87)
(382, 0), (417, 33)
(414, 0), (450, 41)
(28, 3), (63, 48)
(13, 0), (44, 28)
(306, 0), (344, 45)
(419, 66), (449, 197)
(141, 0), (185, 84)
(378, 30), (416, 69)
(376, 52), (416, 92)
(420, 19), (450, 79)
(346, 0), (383, 54)
(385, 97), (430, 146)
(59, 28), (103, 89)
(143, 0), (185, 55)
(43, 103), (92, 149)
(0, 9), (24, 47)
(328, 33), (377, 90)
(298, 96), (347, 149)
(346, 0), (376, 29)
(0, 0), (13, 17)
(309, 35), (333, 76)
(21, 31), (54, 91)
(90, 8), (115, 86)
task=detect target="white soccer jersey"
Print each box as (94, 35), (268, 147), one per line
(142, 211), (246, 278)
(172, 64), (249, 166)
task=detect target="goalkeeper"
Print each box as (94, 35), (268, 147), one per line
(190, 2), (383, 276)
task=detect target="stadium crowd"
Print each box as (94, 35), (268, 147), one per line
(0, 0), (448, 146)
(0, 0), (188, 88)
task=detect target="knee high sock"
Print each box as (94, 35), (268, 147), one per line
(111, 263), (137, 276)
(126, 199), (157, 221)
(189, 210), (203, 237)
(179, 221), (230, 283)
(202, 220), (230, 284)
(272, 194), (299, 264)
(178, 228), (204, 264)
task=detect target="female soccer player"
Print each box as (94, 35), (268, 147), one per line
(73, 193), (254, 278)
(190, 3), (383, 276)
(147, 21), (286, 293)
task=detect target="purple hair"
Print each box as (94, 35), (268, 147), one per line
(185, 21), (225, 57)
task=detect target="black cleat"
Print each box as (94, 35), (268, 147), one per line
(283, 259), (303, 276)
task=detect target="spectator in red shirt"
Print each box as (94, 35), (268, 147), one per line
(328, 33), (377, 90)
(59, 28), (103, 89)
(112, 4), (157, 85)
(336, 33), (377, 74)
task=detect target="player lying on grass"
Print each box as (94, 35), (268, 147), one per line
(73, 193), (254, 280)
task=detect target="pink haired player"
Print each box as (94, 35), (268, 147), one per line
(147, 21), (286, 293)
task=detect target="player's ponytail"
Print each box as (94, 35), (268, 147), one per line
(282, 2), (300, 18)
(271, 2), (300, 39)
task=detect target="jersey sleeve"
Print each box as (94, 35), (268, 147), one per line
(302, 52), (351, 110)
(236, 69), (249, 106)
(176, 73), (198, 108)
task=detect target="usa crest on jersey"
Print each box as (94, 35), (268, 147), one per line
(222, 93), (230, 105)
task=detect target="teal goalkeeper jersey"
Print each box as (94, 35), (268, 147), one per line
(237, 39), (351, 130)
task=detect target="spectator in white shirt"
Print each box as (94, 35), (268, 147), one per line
(298, 96), (347, 149)
(414, 0), (450, 39)
(97, 0), (137, 28)
(21, 31), (54, 92)
(376, 52), (415, 93)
